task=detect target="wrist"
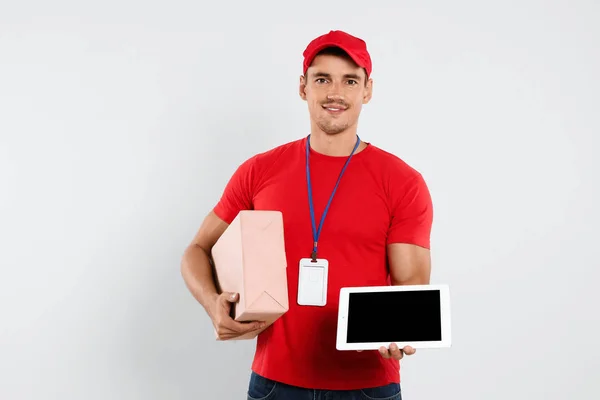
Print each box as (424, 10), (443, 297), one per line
(205, 292), (219, 319)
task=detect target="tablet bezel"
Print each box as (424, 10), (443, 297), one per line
(335, 284), (452, 351)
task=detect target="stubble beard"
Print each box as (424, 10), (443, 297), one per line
(316, 117), (351, 135)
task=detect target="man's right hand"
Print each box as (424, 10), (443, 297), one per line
(209, 292), (266, 340)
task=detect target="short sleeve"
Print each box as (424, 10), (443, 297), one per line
(213, 156), (256, 224)
(387, 173), (434, 249)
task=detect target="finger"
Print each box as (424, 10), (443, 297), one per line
(216, 321), (265, 340)
(221, 292), (239, 304)
(218, 327), (252, 339)
(237, 320), (267, 332)
(223, 318), (266, 333)
(389, 343), (404, 360)
(217, 332), (242, 341)
(215, 299), (265, 332)
(402, 345), (416, 356)
(379, 346), (391, 359)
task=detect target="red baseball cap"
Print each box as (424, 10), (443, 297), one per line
(302, 30), (372, 77)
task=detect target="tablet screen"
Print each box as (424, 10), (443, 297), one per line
(346, 289), (442, 343)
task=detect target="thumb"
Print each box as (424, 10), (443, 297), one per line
(223, 292), (239, 303)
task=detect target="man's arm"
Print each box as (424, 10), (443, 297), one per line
(387, 243), (431, 286)
(386, 173), (433, 286)
(180, 211), (228, 320)
(181, 155), (256, 318)
(181, 156), (265, 340)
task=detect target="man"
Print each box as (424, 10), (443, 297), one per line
(181, 30), (433, 399)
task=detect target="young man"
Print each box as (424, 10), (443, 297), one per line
(181, 30), (433, 399)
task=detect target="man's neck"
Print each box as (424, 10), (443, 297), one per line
(308, 129), (366, 157)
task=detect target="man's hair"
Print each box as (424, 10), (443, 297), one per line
(316, 46), (350, 58)
(306, 46), (369, 86)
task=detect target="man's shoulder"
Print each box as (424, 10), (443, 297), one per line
(248, 137), (304, 167)
(367, 143), (424, 181)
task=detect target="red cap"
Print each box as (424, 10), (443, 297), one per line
(302, 30), (372, 77)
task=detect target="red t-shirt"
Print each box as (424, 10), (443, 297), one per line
(213, 137), (433, 390)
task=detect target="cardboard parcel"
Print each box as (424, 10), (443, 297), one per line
(211, 210), (289, 340)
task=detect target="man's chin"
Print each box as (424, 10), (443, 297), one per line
(317, 124), (348, 136)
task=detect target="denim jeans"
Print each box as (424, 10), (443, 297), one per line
(247, 371), (401, 400)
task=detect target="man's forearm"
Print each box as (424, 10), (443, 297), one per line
(181, 245), (219, 318)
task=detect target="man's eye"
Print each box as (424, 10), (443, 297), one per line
(316, 78), (327, 83)
(347, 80), (357, 85)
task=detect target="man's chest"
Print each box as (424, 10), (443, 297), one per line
(252, 166), (391, 248)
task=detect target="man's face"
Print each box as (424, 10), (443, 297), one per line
(299, 53), (373, 136)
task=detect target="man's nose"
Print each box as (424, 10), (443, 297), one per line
(326, 92), (344, 103)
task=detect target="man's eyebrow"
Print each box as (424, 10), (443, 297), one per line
(343, 73), (362, 81)
(311, 71), (332, 78)
(310, 72), (362, 81)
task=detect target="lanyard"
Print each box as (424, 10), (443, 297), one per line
(306, 134), (361, 261)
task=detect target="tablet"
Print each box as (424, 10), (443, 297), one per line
(336, 284), (451, 351)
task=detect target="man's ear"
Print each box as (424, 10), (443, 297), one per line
(363, 78), (373, 104)
(299, 75), (307, 101)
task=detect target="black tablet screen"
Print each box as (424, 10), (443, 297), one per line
(346, 290), (442, 343)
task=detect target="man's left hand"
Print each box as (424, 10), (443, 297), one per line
(378, 343), (416, 360)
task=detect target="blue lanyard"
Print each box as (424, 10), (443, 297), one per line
(306, 134), (361, 261)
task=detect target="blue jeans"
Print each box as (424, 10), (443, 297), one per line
(247, 371), (401, 400)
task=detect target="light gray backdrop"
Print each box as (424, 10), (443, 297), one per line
(1, 1), (598, 399)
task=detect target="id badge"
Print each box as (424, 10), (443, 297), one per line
(297, 258), (328, 306)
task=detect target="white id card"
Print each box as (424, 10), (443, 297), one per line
(297, 258), (328, 306)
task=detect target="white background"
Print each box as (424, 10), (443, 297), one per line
(1, 1), (598, 399)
